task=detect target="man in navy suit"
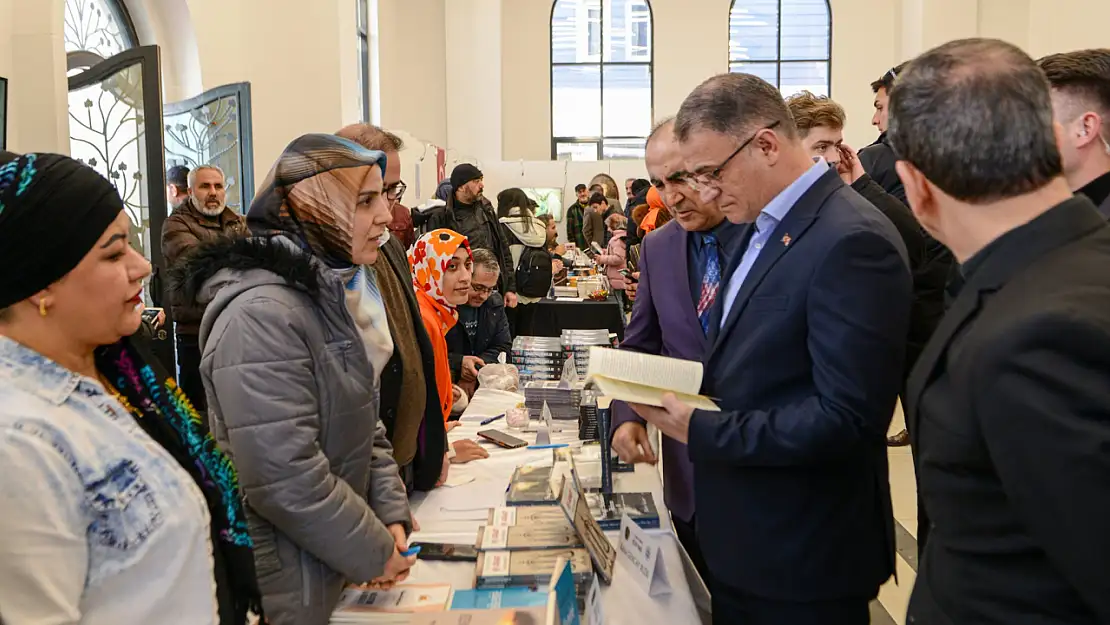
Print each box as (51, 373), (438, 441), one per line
(610, 118), (744, 584)
(630, 73), (912, 624)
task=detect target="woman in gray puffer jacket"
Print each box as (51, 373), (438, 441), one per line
(171, 134), (414, 625)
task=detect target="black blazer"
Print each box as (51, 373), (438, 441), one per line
(691, 169), (912, 601)
(905, 197), (1110, 625)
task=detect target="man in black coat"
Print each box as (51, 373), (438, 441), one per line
(891, 38), (1110, 625)
(446, 249), (512, 386)
(859, 63), (908, 205)
(1039, 48), (1110, 217)
(425, 164), (519, 307)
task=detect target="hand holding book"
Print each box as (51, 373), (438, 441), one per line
(628, 393), (695, 446)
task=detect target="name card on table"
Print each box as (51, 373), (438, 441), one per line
(617, 512), (671, 597)
(585, 574), (604, 625)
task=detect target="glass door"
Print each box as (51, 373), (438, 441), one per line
(164, 82), (255, 213)
(68, 45), (174, 370)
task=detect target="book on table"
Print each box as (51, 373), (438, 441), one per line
(584, 346), (720, 411)
(476, 523), (584, 550)
(329, 584), (452, 623)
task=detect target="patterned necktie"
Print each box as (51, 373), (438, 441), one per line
(696, 232), (721, 334)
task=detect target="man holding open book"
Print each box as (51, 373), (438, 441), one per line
(608, 117), (743, 587)
(627, 74), (913, 625)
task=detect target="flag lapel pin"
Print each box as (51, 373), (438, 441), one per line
(782, 234), (792, 247)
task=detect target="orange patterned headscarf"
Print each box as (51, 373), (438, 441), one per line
(409, 228), (472, 313)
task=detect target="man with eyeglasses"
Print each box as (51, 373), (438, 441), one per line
(628, 73), (912, 625)
(609, 117), (742, 587)
(445, 248), (511, 391)
(335, 123), (455, 493)
(859, 62), (909, 205)
(1039, 48), (1110, 217)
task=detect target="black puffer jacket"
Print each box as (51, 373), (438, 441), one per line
(445, 293), (512, 383)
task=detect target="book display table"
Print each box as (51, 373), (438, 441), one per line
(402, 389), (708, 624)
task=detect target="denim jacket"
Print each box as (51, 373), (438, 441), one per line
(0, 336), (219, 625)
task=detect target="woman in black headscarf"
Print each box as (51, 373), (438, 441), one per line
(0, 151), (262, 624)
(171, 134), (417, 625)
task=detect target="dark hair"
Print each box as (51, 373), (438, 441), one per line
(1037, 49), (1110, 116)
(675, 73), (797, 142)
(887, 38), (1063, 204)
(871, 62), (908, 94)
(630, 179), (651, 196)
(497, 188), (536, 232)
(588, 192), (608, 206)
(575, 183), (587, 193)
(167, 165), (190, 191)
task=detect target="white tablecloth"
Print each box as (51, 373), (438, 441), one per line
(404, 389), (705, 624)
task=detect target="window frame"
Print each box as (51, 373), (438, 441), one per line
(550, 0), (655, 161)
(727, 0), (832, 97)
(357, 0), (371, 123)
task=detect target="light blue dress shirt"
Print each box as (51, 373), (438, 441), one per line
(719, 159), (830, 327)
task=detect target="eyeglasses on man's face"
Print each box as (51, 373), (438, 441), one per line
(470, 282), (498, 295)
(683, 120), (781, 192)
(385, 180), (407, 203)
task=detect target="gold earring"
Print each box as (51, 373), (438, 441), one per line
(39, 299), (48, 317)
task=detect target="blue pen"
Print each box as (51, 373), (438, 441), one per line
(528, 443), (569, 450)
(401, 546), (422, 557)
(480, 414), (505, 426)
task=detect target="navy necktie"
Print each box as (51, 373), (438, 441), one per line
(696, 233), (721, 334)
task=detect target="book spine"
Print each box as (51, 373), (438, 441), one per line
(598, 403), (613, 494)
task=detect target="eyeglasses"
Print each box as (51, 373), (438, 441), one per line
(684, 120), (781, 191)
(386, 180), (407, 203)
(471, 283), (498, 295)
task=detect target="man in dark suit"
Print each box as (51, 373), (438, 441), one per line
(610, 118), (743, 585)
(1039, 48), (1110, 217)
(890, 39), (1110, 625)
(630, 73), (912, 625)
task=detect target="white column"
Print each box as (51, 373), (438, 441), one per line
(444, 0), (503, 165)
(2, 0), (70, 153)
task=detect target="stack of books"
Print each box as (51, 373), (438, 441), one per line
(560, 330), (614, 379)
(510, 336), (567, 382)
(474, 548), (594, 591)
(524, 380), (583, 421)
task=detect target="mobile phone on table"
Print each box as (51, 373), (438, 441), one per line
(478, 429), (529, 449)
(409, 542), (479, 562)
(618, 269), (638, 284)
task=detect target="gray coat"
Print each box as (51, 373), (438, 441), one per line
(176, 235), (410, 625)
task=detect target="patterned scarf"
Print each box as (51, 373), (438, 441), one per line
(409, 228), (472, 328)
(246, 134), (388, 269)
(94, 337), (262, 624)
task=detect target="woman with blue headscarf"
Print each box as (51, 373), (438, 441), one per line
(171, 134), (415, 625)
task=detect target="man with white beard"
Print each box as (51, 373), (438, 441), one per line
(162, 164), (249, 414)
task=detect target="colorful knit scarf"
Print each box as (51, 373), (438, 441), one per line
(95, 337), (262, 624)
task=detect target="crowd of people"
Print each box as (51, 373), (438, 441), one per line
(1, 37), (1109, 625)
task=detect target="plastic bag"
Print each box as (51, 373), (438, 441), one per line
(477, 352), (520, 392)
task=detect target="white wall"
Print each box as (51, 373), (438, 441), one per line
(378, 0), (448, 148)
(1, 0), (69, 153)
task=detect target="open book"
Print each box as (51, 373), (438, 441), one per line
(585, 346), (720, 411)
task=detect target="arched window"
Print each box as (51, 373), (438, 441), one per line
(729, 0), (831, 97)
(63, 0), (138, 70)
(551, 0), (653, 161)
